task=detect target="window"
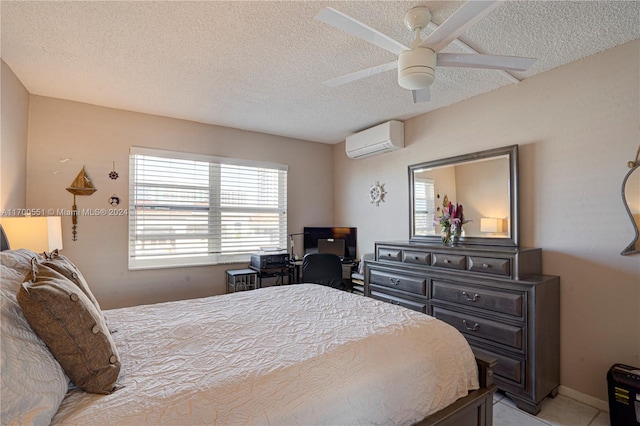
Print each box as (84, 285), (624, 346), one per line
(414, 177), (436, 235)
(129, 147), (287, 270)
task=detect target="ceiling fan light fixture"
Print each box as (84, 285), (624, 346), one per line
(317, 4), (536, 102)
(398, 47), (436, 90)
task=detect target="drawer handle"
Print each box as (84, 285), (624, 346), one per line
(414, 256), (419, 260)
(482, 263), (491, 269)
(462, 291), (479, 302)
(389, 278), (400, 285)
(443, 259), (450, 264)
(462, 320), (480, 332)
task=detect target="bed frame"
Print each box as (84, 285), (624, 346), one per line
(416, 353), (497, 426)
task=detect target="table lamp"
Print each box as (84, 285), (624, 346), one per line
(0, 216), (63, 252)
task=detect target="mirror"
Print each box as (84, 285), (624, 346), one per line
(621, 162), (640, 255)
(409, 145), (518, 247)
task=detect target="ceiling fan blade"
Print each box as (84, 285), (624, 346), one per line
(323, 61), (398, 88)
(412, 88), (430, 103)
(421, 1), (501, 52)
(315, 7), (408, 56)
(437, 53), (536, 71)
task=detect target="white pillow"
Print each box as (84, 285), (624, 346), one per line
(1, 250), (69, 425)
(0, 248), (41, 274)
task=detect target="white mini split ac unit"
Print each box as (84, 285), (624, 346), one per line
(345, 120), (405, 159)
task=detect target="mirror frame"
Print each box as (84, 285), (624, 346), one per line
(621, 163), (639, 255)
(409, 145), (519, 247)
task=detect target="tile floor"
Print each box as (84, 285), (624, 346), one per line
(493, 391), (610, 426)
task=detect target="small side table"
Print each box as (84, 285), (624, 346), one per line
(226, 269), (258, 293)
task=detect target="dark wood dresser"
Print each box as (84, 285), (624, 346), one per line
(365, 241), (560, 415)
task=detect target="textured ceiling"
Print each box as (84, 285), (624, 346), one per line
(1, 1), (639, 144)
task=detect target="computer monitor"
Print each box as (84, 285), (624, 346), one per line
(317, 238), (345, 258)
(303, 227), (357, 261)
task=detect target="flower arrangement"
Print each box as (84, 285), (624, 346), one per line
(434, 195), (471, 243)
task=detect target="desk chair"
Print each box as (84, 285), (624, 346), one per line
(301, 253), (347, 290)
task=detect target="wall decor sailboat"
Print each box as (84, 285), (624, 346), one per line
(66, 166), (97, 241)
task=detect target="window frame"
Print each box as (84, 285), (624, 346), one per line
(128, 146), (288, 270)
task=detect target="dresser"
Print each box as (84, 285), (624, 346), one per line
(365, 241), (560, 415)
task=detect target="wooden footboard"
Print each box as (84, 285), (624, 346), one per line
(415, 353), (498, 426)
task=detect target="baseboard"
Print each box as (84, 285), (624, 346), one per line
(558, 385), (609, 412)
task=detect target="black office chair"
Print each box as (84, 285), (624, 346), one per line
(301, 253), (347, 290)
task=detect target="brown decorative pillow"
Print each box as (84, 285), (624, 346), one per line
(42, 249), (102, 311)
(17, 259), (120, 394)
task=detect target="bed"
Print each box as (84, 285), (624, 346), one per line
(1, 248), (495, 425)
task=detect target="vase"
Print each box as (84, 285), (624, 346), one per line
(451, 232), (460, 246)
(451, 225), (462, 245)
(441, 227), (452, 245)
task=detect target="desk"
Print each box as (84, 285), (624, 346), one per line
(252, 262), (355, 287)
(249, 265), (293, 287)
(291, 260), (302, 283)
(341, 263), (356, 291)
(341, 263), (355, 279)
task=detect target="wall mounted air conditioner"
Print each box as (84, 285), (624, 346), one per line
(345, 120), (405, 159)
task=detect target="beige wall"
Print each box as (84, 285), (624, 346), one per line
(334, 40), (640, 403)
(1, 60), (29, 210)
(25, 96), (334, 308)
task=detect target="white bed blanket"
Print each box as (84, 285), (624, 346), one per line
(52, 284), (478, 425)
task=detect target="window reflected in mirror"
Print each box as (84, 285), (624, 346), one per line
(413, 177), (435, 236)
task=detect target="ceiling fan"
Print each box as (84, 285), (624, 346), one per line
(315, 1), (536, 103)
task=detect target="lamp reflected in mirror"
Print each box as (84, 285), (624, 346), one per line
(480, 217), (505, 235)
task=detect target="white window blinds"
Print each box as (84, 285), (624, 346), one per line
(414, 177), (436, 236)
(129, 147), (287, 270)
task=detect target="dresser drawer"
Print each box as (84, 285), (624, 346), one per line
(432, 307), (523, 351)
(473, 346), (525, 388)
(369, 269), (426, 295)
(468, 256), (511, 276)
(402, 250), (431, 266)
(370, 289), (427, 313)
(431, 252), (467, 270)
(378, 247), (402, 262)
(431, 280), (524, 318)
